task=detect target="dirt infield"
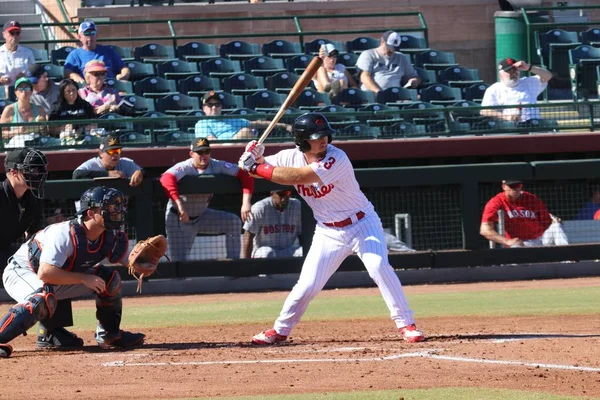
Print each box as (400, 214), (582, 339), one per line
(1, 278), (599, 400)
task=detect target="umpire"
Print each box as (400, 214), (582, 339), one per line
(1, 148), (83, 349)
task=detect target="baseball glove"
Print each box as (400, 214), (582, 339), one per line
(127, 235), (168, 293)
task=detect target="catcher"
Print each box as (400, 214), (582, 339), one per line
(0, 186), (146, 358)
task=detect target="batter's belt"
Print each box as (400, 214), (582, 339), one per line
(323, 211), (365, 228)
(169, 207), (200, 221)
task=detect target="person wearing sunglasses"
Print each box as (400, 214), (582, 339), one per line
(78, 59), (122, 116)
(313, 43), (358, 100)
(1, 77), (48, 148)
(72, 134), (144, 187)
(0, 21), (35, 98)
(64, 20), (130, 84)
(242, 189), (303, 259)
(481, 180), (569, 247)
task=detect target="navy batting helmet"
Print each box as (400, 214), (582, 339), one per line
(79, 186), (127, 230)
(292, 113), (334, 152)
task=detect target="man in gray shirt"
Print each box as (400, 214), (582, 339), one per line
(72, 135), (144, 187)
(28, 64), (59, 115)
(356, 30), (421, 93)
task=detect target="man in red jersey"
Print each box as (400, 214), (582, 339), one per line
(480, 180), (569, 247)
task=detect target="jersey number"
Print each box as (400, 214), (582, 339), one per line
(322, 157), (336, 170)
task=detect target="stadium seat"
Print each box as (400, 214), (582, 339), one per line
(334, 123), (379, 139)
(448, 100), (487, 125)
(138, 111), (178, 136)
(41, 64), (64, 83)
(177, 75), (221, 97)
(580, 27), (600, 46)
(134, 76), (177, 98)
(357, 103), (404, 127)
(199, 57), (242, 79)
(292, 88), (331, 110)
(243, 56), (286, 77)
(266, 71), (300, 94)
(106, 78), (134, 96)
(156, 130), (195, 145)
(118, 131), (151, 145)
(50, 46), (75, 66)
(346, 36), (379, 54)
(332, 88), (376, 108)
(30, 48), (50, 64)
(155, 93), (200, 115)
(303, 38), (345, 55)
(414, 50), (458, 74)
(470, 119), (515, 134)
(420, 84), (463, 106)
(426, 120), (471, 135)
(535, 29), (580, 76)
(376, 87), (419, 106)
(244, 90), (284, 111)
(412, 67), (437, 89)
(134, 43), (177, 64)
(261, 40), (303, 59)
(156, 60), (200, 81)
(285, 54), (311, 74)
(106, 45), (134, 62)
(24, 136), (61, 148)
(215, 92), (244, 111)
(381, 122), (427, 138)
(336, 52), (359, 75)
(219, 40), (262, 61)
(176, 42), (218, 62)
(122, 95), (155, 116)
(397, 35), (429, 62)
(315, 104), (359, 126)
(222, 73), (266, 96)
(569, 45), (600, 100)
(97, 113), (135, 132)
(399, 102), (445, 125)
(515, 118), (559, 132)
(178, 110), (204, 133)
(463, 83), (490, 103)
(126, 61), (155, 81)
(226, 108), (264, 117)
(438, 66), (483, 90)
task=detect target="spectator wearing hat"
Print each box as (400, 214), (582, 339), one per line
(313, 43), (358, 99)
(28, 64), (60, 115)
(1, 77), (47, 148)
(481, 58), (552, 122)
(194, 91), (291, 141)
(356, 30), (420, 93)
(0, 21), (35, 98)
(72, 134), (144, 187)
(78, 59), (122, 116)
(64, 20), (130, 84)
(159, 137), (254, 261)
(49, 78), (96, 137)
(480, 180), (569, 247)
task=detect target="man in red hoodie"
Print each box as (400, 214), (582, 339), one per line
(480, 180), (569, 247)
(159, 137), (253, 260)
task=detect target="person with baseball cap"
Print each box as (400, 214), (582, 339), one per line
(72, 134), (144, 187)
(481, 57), (552, 123)
(313, 43), (358, 99)
(0, 20), (35, 97)
(194, 91), (291, 140)
(481, 180), (569, 247)
(64, 20), (130, 83)
(356, 30), (420, 93)
(27, 63), (60, 114)
(78, 59), (123, 115)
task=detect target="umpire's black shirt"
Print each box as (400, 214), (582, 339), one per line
(0, 178), (42, 267)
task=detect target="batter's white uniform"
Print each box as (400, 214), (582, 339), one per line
(264, 144), (416, 335)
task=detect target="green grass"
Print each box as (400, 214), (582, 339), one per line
(180, 387), (599, 400)
(69, 286), (600, 329)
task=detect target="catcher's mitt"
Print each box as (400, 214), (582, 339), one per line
(128, 235), (168, 293)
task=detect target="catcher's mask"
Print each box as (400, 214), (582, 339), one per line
(4, 148), (48, 199)
(292, 113), (334, 153)
(78, 186), (127, 230)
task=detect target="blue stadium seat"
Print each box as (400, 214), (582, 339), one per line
(336, 52), (359, 75)
(177, 75), (221, 97)
(266, 71), (300, 94)
(448, 100), (487, 125)
(215, 92), (244, 111)
(244, 90), (284, 112)
(285, 54), (312, 74)
(376, 87), (419, 106)
(412, 67), (437, 89)
(199, 57), (242, 79)
(222, 73), (266, 96)
(134, 76), (177, 98)
(176, 42), (218, 62)
(438, 66), (483, 90)
(535, 29), (580, 75)
(569, 45), (600, 100)
(315, 104), (359, 126)
(106, 45), (134, 62)
(303, 38), (344, 55)
(332, 88), (376, 108)
(156, 60), (199, 81)
(463, 83), (490, 103)
(292, 88), (331, 110)
(381, 122), (427, 138)
(397, 35), (429, 62)
(155, 93), (200, 115)
(51, 46), (75, 66)
(125, 61), (155, 81)
(134, 43), (177, 64)
(219, 40), (262, 61)
(357, 103), (404, 127)
(334, 124), (379, 139)
(262, 40), (303, 59)
(156, 130), (195, 145)
(414, 50), (458, 75)
(97, 113), (135, 133)
(122, 94), (155, 116)
(420, 84), (463, 106)
(346, 37), (379, 54)
(426, 120), (471, 135)
(243, 56), (286, 77)
(41, 64), (64, 83)
(106, 78), (134, 96)
(399, 102), (445, 125)
(580, 27), (600, 46)
(138, 111), (178, 136)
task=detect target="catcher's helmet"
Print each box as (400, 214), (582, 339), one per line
(4, 148), (48, 199)
(292, 113), (334, 153)
(79, 186), (127, 230)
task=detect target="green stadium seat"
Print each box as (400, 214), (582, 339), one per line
(292, 88), (331, 110)
(332, 88), (376, 109)
(285, 54), (311, 75)
(375, 86), (419, 105)
(315, 104), (359, 126)
(244, 90), (284, 111)
(438, 66), (483, 90)
(222, 73), (266, 96)
(214, 92), (244, 111)
(420, 84), (462, 106)
(463, 83), (490, 103)
(30, 48), (50, 65)
(304, 38), (344, 55)
(200, 58), (242, 79)
(134, 43), (177, 65)
(138, 111), (178, 136)
(397, 35), (429, 62)
(122, 95), (155, 116)
(334, 124), (379, 139)
(155, 93), (200, 115)
(0, 100), (12, 114)
(51, 46), (75, 66)
(177, 75), (221, 97)
(134, 76), (177, 98)
(106, 78), (134, 96)
(156, 131), (195, 145)
(41, 64), (64, 83)
(225, 108), (264, 117)
(262, 40), (304, 59)
(535, 29), (580, 74)
(580, 27), (600, 46)
(219, 40), (262, 61)
(448, 100), (487, 125)
(381, 122), (427, 138)
(569, 45), (600, 100)
(346, 36), (379, 54)
(243, 56), (286, 77)
(426, 120), (471, 135)
(470, 119), (515, 134)
(412, 67), (437, 89)
(176, 42), (218, 62)
(97, 113), (135, 133)
(399, 101), (445, 125)
(106, 45), (134, 62)
(266, 71), (300, 94)
(126, 61), (155, 81)
(415, 50), (458, 75)
(156, 60), (200, 81)
(336, 52), (359, 75)
(358, 103), (404, 127)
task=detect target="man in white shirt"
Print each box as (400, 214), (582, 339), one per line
(481, 57), (553, 122)
(0, 21), (35, 98)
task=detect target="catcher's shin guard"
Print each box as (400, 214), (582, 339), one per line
(94, 265), (123, 342)
(0, 287), (56, 345)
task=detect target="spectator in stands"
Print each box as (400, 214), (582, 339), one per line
(356, 30), (420, 93)
(0, 77), (47, 148)
(28, 64), (60, 115)
(480, 180), (569, 247)
(481, 58), (552, 122)
(313, 44), (358, 100)
(195, 91), (291, 140)
(49, 78), (96, 137)
(72, 134), (144, 187)
(575, 187), (600, 220)
(159, 137), (253, 261)
(0, 21), (35, 99)
(64, 20), (130, 84)
(242, 189), (303, 259)
(79, 60), (123, 116)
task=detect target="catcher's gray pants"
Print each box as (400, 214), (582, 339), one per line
(165, 208), (241, 261)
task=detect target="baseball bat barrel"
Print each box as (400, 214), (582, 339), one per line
(257, 56), (323, 145)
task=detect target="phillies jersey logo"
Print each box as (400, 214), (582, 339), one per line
(262, 224), (296, 234)
(507, 209), (537, 219)
(296, 183), (334, 198)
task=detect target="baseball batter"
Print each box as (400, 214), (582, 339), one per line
(239, 113), (424, 344)
(242, 190), (302, 258)
(0, 186), (144, 358)
(160, 137), (253, 261)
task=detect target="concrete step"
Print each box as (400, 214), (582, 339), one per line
(0, 14), (42, 25)
(0, 1), (36, 15)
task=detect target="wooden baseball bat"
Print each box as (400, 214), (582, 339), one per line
(257, 56), (323, 145)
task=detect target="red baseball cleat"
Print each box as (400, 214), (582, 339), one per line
(252, 328), (287, 345)
(399, 324), (425, 343)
